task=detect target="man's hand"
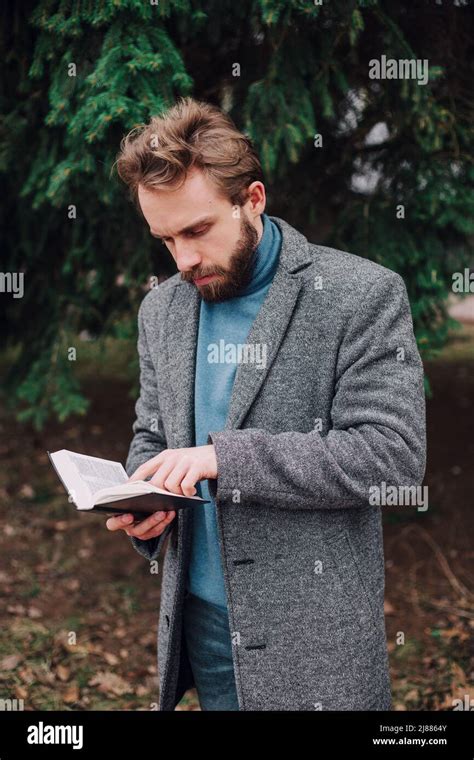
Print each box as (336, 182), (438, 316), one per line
(105, 445), (217, 541)
(128, 444), (218, 496)
(106, 510), (176, 540)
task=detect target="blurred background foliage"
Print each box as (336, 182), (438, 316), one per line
(1, 0), (473, 428)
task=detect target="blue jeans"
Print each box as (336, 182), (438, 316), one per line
(182, 590), (240, 711)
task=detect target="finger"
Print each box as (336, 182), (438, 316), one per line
(161, 457), (193, 495)
(106, 513), (135, 531)
(126, 511), (176, 540)
(128, 451), (167, 482)
(179, 467), (199, 497)
(149, 457), (182, 493)
(125, 510), (169, 537)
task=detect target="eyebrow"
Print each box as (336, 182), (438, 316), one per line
(150, 215), (215, 239)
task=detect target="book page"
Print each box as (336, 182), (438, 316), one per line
(94, 480), (206, 504)
(68, 452), (128, 496)
(49, 449), (128, 510)
(94, 480), (154, 504)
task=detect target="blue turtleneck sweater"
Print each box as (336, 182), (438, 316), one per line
(186, 213), (282, 610)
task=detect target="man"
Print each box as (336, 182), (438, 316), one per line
(107, 96), (426, 711)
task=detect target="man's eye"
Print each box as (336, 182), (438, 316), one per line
(159, 227), (208, 244)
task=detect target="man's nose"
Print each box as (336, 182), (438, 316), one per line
(174, 241), (201, 272)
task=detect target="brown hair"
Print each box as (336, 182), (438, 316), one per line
(114, 96), (264, 208)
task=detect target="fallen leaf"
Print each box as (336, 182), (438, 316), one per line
(56, 665), (70, 682)
(7, 604), (26, 616)
(88, 671), (132, 697)
(104, 652), (119, 666)
(0, 654), (22, 670)
(18, 667), (35, 684)
(19, 484), (35, 499)
(63, 684), (80, 703)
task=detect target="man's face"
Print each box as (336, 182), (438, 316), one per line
(137, 168), (265, 302)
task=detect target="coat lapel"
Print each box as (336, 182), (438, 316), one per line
(224, 268), (303, 430)
(165, 283), (200, 448)
(164, 216), (314, 445)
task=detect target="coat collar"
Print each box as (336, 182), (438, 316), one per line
(166, 216), (314, 446)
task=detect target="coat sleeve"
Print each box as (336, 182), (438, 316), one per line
(206, 271), (426, 511)
(125, 296), (173, 561)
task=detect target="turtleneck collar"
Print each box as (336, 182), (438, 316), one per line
(238, 212), (282, 297)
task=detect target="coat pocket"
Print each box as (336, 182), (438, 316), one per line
(324, 530), (378, 633)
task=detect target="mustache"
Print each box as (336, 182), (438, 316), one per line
(181, 268), (224, 282)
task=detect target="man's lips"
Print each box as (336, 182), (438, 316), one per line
(193, 274), (218, 286)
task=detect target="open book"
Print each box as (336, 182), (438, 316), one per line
(48, 449), (209, 519)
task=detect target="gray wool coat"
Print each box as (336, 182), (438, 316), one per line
(125, 215), (426, 711)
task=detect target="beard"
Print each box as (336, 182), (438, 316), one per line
(180, 215), (260, 303)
